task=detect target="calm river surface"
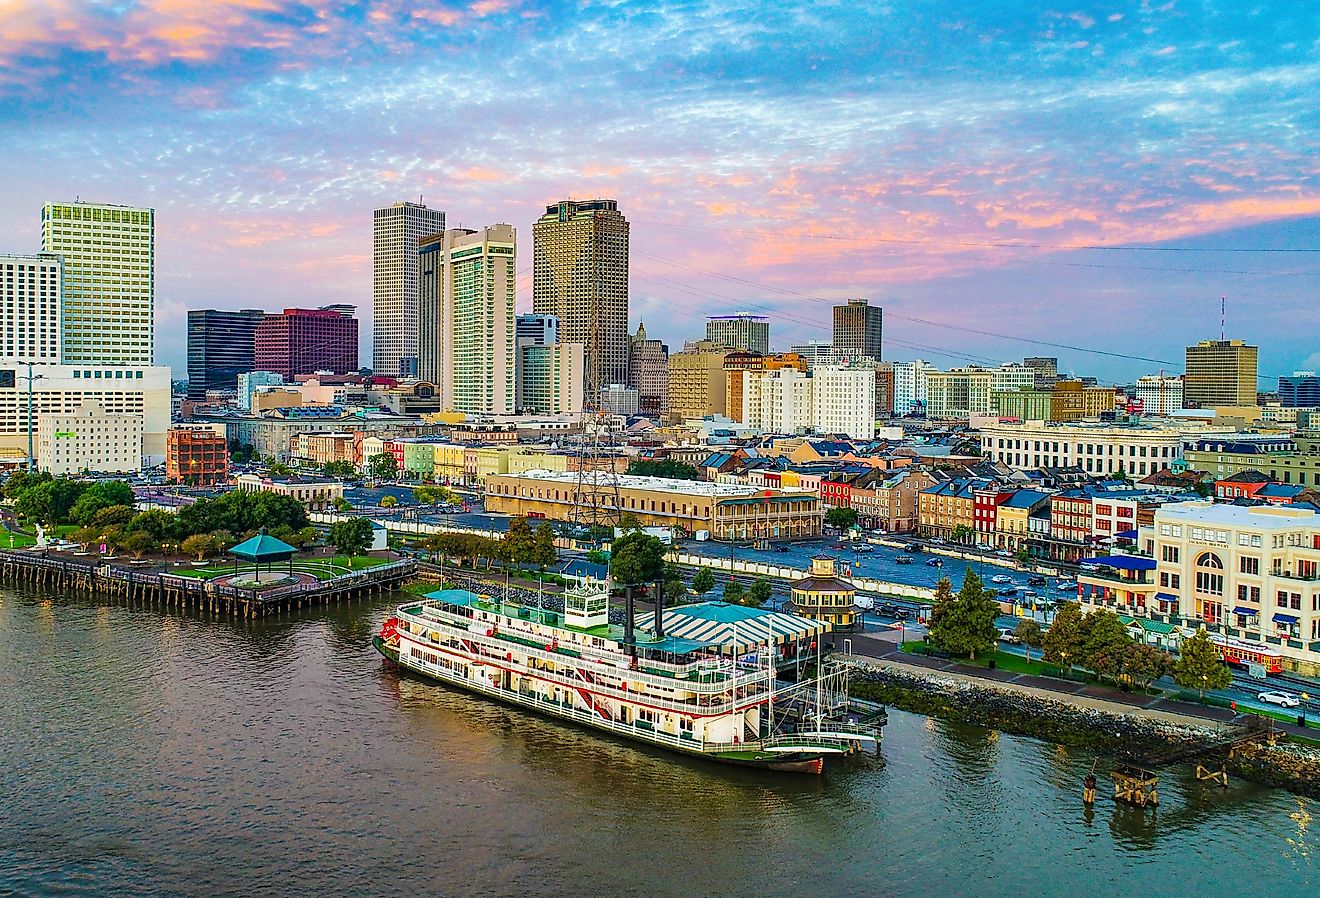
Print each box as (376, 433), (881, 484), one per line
(1, 587), (1313, 898)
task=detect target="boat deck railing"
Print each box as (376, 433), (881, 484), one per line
(399, 606), (769, 695)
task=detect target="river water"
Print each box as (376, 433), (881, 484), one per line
(1, 588), (1313, 898)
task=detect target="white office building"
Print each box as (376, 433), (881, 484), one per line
(892, 359), (934, 416)
(977, 419), (1229, 477)
(1, 253), (62, 364)
(745, 368), (813, 435)
(812, 365), (876, 440)
(1134, 375), (1185, 417)
(38, 401), (143, 475)
(41, 201), (154, 365)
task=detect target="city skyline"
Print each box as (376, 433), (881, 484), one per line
(1, 3), (1318, 382)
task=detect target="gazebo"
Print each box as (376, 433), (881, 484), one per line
(228, 530), (298, 583)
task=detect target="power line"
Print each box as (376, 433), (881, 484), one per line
(633, 250), (1180, 366)
(632, 217), (1320, 254)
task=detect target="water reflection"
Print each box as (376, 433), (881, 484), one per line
(0, 588), (1315, 898)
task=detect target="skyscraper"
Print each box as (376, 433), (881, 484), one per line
(627, 322), (668, 418)
(832, 298), (882, 361)
(532, 199), (629, 400)
(373, 201), (444, 377)
(41, 201), (154, 365)
(706, 313), (769, 354)
(186, 309), (266, 400)
(0, 253), (62, 364)
(417, 226), (518, 414)
(1184, 339), (1258, 407)
(254, 307), (359, 379)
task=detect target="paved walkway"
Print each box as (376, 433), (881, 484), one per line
(846, 631), (1313, 737)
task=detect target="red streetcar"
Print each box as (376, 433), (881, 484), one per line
(1208, 633), (1284, 675)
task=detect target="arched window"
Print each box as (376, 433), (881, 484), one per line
(1195, 552), (1224, 595)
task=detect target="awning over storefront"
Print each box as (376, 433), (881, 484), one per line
(1233, 606), (1258, 616)
(1080, 555), (1157, 571)
(1155, 592), (1178, 602)
(1273, 613), (1299, 625)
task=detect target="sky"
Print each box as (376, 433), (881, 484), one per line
(1, 1), (1318, 385)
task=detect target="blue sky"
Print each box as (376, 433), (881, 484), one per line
(1, 1), (1317, 383)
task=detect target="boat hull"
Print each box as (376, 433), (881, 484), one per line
(372, 636), (833, 774)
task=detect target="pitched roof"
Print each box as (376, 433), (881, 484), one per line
(228, 532), (298, 560)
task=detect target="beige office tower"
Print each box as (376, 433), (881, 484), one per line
(1184, 339), (1258, 408)
(374, 201), (445, 377)
(532, 199), (629, 401)
(41, 201), (154, 365)
(419, 225), (517, 415)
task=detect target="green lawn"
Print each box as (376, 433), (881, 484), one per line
(167, 554), (391, 581)
(899, 641), (1061, 677)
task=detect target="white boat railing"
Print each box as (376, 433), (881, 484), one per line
(396, 620), (763, 717)
(398, 607), (768, 696)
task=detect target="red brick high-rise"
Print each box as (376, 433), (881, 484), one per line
(254, 306), (358, 378)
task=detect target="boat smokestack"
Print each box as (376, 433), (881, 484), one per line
(653, 578), (664, 638)
(623, 585), (635, 644)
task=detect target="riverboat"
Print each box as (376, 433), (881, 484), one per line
(374, 578), (884, 774)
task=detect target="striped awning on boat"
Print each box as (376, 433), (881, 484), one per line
(637, 601), (831, 651)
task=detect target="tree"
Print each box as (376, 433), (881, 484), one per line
(1174, 627), (1231, 699)
(268, 462), (292, 477)
(328, 517), (374, 557)
(323, 460), (356, 479)
(90, 505), (135, 530)
(1015, 547), (1031, 565)
(118, 531), (155, 560)
(16, 477), (87, 524)
(692, 567), (715, 596)
(932, 570), (999, 661)
(1082, 609), (1133, 670)
(182, 533), (219, 561)
(926, 576), (955, 640)
(532, 523), (558, 569)
(617, 511), (643, 532)
(333, 496), (352, 513)
(1042, 601), (1086, 671)
(1120, 643), (1172, 691)
(626, 459), (700, 480)
(950, 524), (975, 546)
(128, 509), (178, 542)
(72, 525), (100, 550)
(379, 495), (398, 508)
(413, 484), (453, 505)
(825, 507), (858, 531)
(664, 577), (688, 604)
(723, 579), (746, 604)
(1014, 618), (1044, 663)
(368, 452), (398, 481)
(70, 480), (135, 525)
(503, 516), (537, 565)
(747, 577), (773, 608)
(2, 469), (50, 500)
(610, 531), (669, 634)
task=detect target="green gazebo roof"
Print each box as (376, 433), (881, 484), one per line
(228, 532), (297, 562)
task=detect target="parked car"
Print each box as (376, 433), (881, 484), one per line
(995, 549), (1013, 558)
(1258, 690), (1301, 708)
(998, 628), (1020, 644)
(1027, 575), (1047, 586)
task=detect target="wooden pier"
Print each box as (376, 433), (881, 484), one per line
(0, 550), (416, 617)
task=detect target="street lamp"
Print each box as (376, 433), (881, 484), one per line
(20, 363), (44, 471)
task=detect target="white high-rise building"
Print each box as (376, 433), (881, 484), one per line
(812, 365), (876, 440)
(892, 359), (934, 416)
(519, 343), (585, 415)
(0, 253), (62, 364)
(237, 371), (286, 410)
(374, 201), (445, 377)
(447, 225), (517, 415)
(1134, 375), (1185, 417)
(787, 340), (838, 370)
(41, 202), (154, 365)
(745, 368), (813, 435)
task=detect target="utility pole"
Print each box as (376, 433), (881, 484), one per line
(20, 363), (44, 472)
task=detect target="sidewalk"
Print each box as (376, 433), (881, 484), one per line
(847, 633), (1313, 737)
